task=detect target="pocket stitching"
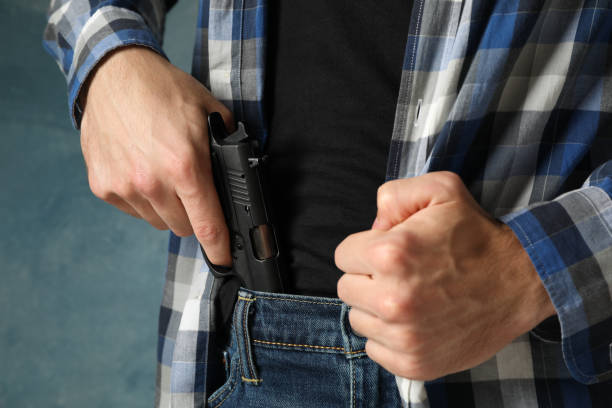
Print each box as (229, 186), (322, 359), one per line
(208, 349), (238, 405)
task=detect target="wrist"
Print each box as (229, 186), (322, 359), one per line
(79, 45), (168, 115)
(498, 223), (556, 333)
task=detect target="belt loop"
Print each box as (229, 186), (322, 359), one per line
(341, 303), (367, 359)
(234, 290), (261, 385)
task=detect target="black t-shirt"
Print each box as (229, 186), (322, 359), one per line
(266, 1), (412, 296)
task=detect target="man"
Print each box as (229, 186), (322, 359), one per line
(44, 0), (612, 406)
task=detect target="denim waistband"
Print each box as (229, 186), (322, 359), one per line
(233, 288), (367, 364)
(207, 289), (400, 406)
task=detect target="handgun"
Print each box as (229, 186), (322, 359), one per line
(202, 112), (284, 330)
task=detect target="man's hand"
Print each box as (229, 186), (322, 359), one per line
(80, 46), (234, 265)
(335, 172), (556, 380)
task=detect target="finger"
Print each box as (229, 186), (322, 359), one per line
(148, 191), (194, 237)
(349, 307), (382, 340)
(338, 272), (414, 324)
(337, 274), (384, 317)
(349, 308), (414, 352)
(123, 194), (169, 230)
(365, 339), (430, 380)
(177, 166), (231, 267)
(334, 229), (384, 275)
(373, 171), (466, 230)
(104, 193), (142, 218)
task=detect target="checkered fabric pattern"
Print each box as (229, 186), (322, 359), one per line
(42, 0), (177, 127)
(44, 0), (612, 407)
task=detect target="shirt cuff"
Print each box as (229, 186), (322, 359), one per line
(500, 187), (612, 384)
(67, 5), (167, 129)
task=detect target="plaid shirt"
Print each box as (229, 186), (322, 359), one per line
(44, 0), (612, 407)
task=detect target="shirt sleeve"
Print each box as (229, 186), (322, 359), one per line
(42, 0), (178, 128)
(500, 161), (612, 385)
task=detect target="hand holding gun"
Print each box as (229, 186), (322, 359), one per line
(202, 112), (284, 331)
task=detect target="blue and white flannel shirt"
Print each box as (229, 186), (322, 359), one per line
(44, 0), (612, 407)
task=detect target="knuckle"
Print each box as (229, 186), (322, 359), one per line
(336, 275), (349, 300)
(369, 240), (407, 273)
(378, 286), (415, 323)
(334, 240), (348, 271)
(333, 247), (342, 270)
(88, 177), (108, 200)
(397, 231), (418, 257)
(378, 293), (405, 322)
(376, 183), (395, 213)
(184, 117), (208, 141)
(167, 149), (199, 182)
(114, 179), (136, 200)
(89, 177), (119, 203)
(131, 171), (162, 198)
(194, 222), (224, 245)
(434, 171), (463, 194)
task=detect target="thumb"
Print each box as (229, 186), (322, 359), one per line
(372, 172), (466, 230)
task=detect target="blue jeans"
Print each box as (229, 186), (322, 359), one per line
(207, 289), (402, 407)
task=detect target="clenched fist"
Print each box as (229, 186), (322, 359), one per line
(80, 46), (234, 265)
(335, 172), (556, 380)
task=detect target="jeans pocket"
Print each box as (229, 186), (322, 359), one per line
(207, 344), (240, 408)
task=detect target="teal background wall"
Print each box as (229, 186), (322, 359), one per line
(0, 1), (198, 406)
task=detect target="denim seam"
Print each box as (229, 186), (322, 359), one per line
(351, 358), (356, 408)
(252, 338), (366, 354)
(243, 300), (253, 379)
(241, 376), (262, 383)
(208, 340), (238, 405)
(211, 379), (238, 408)
(208, 370), (235, 405)
(250, 295), (341, 307)
(232, 298), (246, 384)
(242, 298), (259, 381)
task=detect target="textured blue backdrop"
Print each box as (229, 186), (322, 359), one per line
(0, 1), (198, 406)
